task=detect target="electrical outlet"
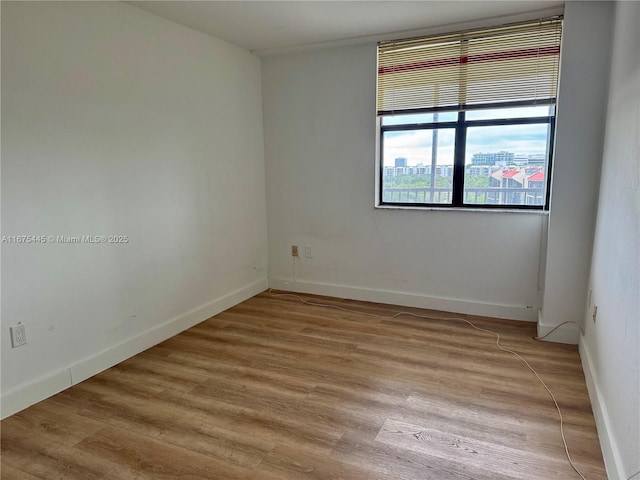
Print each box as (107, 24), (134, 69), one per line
(305, 245), (313, 258)
(291, 245), (299, 257)
(10, 323), (27, 348)
(592, 305), (598, 323)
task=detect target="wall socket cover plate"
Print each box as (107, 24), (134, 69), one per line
(10, 324), (27, 348)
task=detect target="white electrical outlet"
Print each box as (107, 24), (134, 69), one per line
(305, 245), (313, 258)
(10, 323), (27, 348)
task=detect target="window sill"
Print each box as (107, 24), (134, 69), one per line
(374, 204), (550, 215)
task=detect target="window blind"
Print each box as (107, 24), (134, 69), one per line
(377, 18), (563, 115)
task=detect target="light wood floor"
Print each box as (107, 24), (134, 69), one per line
(1, 291), (606, 479)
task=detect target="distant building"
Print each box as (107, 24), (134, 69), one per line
(394, 157), (407, 167)
(527, 154), (546, 166)
(526, 170), (545, 190)
(471, 151), (514, 166)
(383, 163), (453, 177)
(436, 165), (453, 177)
(513, 154), (529, 165)
(466, 165), (495, 176)
(490, 168), (524, 188)
(487, 167), (546, 205)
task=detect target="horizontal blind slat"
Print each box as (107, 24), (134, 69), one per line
(377, 18), (562, 114)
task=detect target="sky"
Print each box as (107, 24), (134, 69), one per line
(382, 106), (552, 165)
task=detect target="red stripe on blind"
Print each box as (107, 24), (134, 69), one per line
(378, 46), (560, 75)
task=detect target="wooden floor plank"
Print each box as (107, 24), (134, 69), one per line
(75, 426), (251, 480)
(1, 290), (606, 479)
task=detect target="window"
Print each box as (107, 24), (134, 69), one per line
(377, 18), (562, 209)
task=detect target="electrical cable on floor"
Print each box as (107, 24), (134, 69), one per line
(627, 469), (640, 480)
(533, 321), (585, 341)
(267, 288), (590, 480)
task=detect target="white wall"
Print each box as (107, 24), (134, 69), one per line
(262, 44), (546, 321)
(580, 2), (640, 478)
(538, 2), (614, 343)
(1, 1), (268, 417)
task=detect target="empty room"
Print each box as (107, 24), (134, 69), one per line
(1, 1), (638, 479)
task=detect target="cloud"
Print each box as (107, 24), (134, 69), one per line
(384, 129), (456, 164)
(466, 124), (548, 160)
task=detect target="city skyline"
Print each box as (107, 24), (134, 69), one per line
(382, 105), (552, 166)
(383, 123), (549, 166)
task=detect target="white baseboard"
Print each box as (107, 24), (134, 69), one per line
(0, 369), (72, 420)
(579, 338), (626, 480)
(268, 277), (537, 322)
(536, 310), (582, 345)
(1, 278), (268, 419)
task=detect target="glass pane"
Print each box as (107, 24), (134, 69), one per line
(464, 124), (550, 206)
(381, 111), (458, 126)
(466, 105), (553, 121)
(382, 128), (455, 204)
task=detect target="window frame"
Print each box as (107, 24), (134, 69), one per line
(377, 100), (556, 211)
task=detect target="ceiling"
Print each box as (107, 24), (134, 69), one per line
(129, 1), (564, 55)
